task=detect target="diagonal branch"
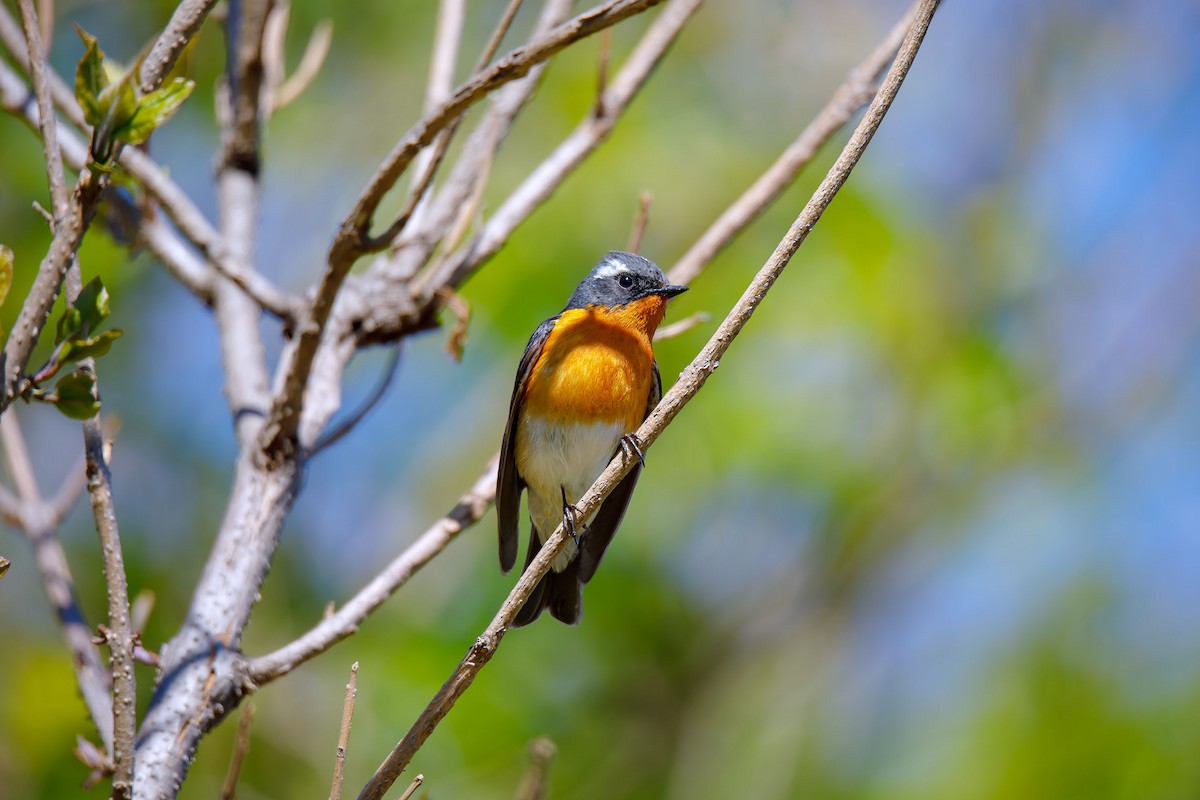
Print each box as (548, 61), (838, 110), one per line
(0, 6), (300, 322)
(667, 0), (919, 286)
(246, 458), (497, 684)
(0, 0), (224, 413)
(137, 0), (220, 94)
(258, 0), (665, 464)
(355, 2), (941, 795)
(417, 0), (700, 299)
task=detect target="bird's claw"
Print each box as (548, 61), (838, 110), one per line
(620, 433), (646, 468)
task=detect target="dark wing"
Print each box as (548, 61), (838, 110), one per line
(497, 316), (558, 574)
(578, 361), (662, 584)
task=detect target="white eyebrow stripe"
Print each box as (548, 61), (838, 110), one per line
(594, 259), (629, 279)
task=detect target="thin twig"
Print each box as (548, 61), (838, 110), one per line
(17, 0), (67, 220)
(59, 255), (137, 799)
(328, 662), (359, 800)
(47, 452), (87, 524)
(355, 4), (940, 795)
(418, 0), (698, 298)
(397, 775), (425, 800)
(310, 345), (402, 456)
(219, 704), (256, 800)
(0, 411), (115, 749)
(373, 0), (573, 262)
(346, 0), (665, 236)
(0, 9), (301, 322)
(514, 738), (556, 800)
(667, 0), (919, 287)
(261, 2), (666, 463)
(627, 190), (652, 253)
(653, 310), (709, 341)
(476, 0), (525, 71)
(247, 459), (497, 684)
(272, 19), (333, 111)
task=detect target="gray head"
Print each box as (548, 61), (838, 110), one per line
(564, 251), (688, 311)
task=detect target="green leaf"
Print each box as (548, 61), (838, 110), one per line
(74, 26), (108, 126)
(48, 369), (100, 420)
(55, 277), (111, 345)
(0, 555), (9, 579)
(57, 330), (123, 366)
(0, 245), (12, 310)
(118, 78), (195, 145)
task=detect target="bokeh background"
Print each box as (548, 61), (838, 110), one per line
(2, 0), (1199, 797)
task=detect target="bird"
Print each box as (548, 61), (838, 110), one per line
(496, 251), (687, 626)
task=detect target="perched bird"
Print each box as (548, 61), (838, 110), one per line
(497, 251), (687, 625)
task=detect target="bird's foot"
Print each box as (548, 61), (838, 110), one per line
(619, 432), (646, 468)
(560, 487), (582, 545)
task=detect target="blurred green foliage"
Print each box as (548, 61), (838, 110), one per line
(2, 2), (1198, 799)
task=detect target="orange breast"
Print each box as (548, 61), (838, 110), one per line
(522, 298), (665, 430)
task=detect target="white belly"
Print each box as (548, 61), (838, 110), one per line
(517, 414), (624, 571)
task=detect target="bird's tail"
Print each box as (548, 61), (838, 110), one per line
(511, 523), (582, 626)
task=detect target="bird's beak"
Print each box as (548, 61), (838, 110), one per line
(655, 284), (688, 299)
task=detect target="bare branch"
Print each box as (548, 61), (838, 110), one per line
(213, 0), (273, 446)
(0, 7), (300, 322)
(310, 345), (402, 456)
(345, 0), (665, 237)
(137, 0), (220, 94)
(271, 18), (333, 111)
(356, 3), (941, 793)
(57, 251), (138, 799)
(247, 458), (497, 684)
(371, 0), (573, 259)
(17, 0), (67, 220)
(47, 452), (86, 524)
(428, 0), (465, 108)
(477, 0), (526, 71)
(627, 190), (652, 253)
(653, 310), (709, 341)
(84, 414), (135, 799)
(667, 0), (919, 286)
(328, 662), (359, 800)
(0, 411), (114, 750)
(418, 0), (699, 298)
(515, 738), (556, 800)
(0, 7), (82, 129)
(219, 704), (256, 800)
(398, 775), (425, 800)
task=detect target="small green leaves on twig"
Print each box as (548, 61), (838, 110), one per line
(41, 368), (101, 420)
(22, 276), (122, 420)
(74, 26), (196, 164)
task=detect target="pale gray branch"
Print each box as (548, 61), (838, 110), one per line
(247, 458), (497, 684)
(0, 411), (115, 751)
(17, 0), (67, 220)
(418, 0), (699, 298)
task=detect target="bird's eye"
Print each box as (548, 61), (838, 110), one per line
(617, 274), (634, 289)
